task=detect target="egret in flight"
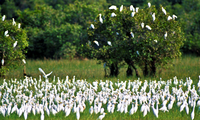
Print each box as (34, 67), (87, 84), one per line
(38, 68), (53, 79)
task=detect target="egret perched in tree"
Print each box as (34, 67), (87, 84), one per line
(90, 24), (95, 29)
(164, 32), (167, 39)
(18, 23), (21, 29)
(154, 40), (157, 43)
(4, 30), (9, 37)
(172, 14), (177, 20)
(162, 7), (167, 15)
(38, 68), (53, 79)
(12, 18), (16, 26)
(22, 59), (26, 64)
(148, 2), (151, 8)
(1, 59), (4, 66)
(131, 12), (136, 17)
(109, 5), (117, 10)
(107, 41), (112, 46)
(136, 51), (139, 55)
(13, 41), (18, 48)
(146, 25), (151, 30)
(130, 5), (134, 11)
(111, 13), (117, 17)
(99, 14), (103, 24)
(167, 16), (172, 21)
(152, 13), (155, 21)
(2, 15), (5, 21)
(130, 32), (134, 38)
(136, 7), (139, 12)
(93, 41), (99, 46)
(141, 22), (144, 28)
(98, 112), (106, 120)
(120, 5), (123, 12)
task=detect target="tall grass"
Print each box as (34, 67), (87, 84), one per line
(3, 54), (200, 83)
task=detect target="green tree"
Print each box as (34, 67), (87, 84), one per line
(83, 4), (185, 77)
(0, 15), (28, 77)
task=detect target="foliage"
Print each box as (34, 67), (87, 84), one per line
(0, 15), (28, 77)
(84, 4), (185, 77)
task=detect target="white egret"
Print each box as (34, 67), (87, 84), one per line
(22, 59), (26, 64)
(191, 100), (196, 120)
(116, 32), (119, 35)
(130, 5), (134, 11)
(141, 22), (144, 28)
(38, 68), (53, 79)
(109, 5), (117, 10)
(152, 13), (155, 21)
(12, 18), (16, 26)
(2, 15), (5, 21)
(93, 41), (99, 46)
(111, 12), (117, 17)
(162, 7), (167, 15)
(164, 32), (167, 39)
(1, 59), (4, 66)
(136, 51), (139, 55)
(154, 40), (157, 43)
(89, 106), (93, 114)
(98, 112), (106, 120)
(172, 14), (177, 20)
(107, 41), (112, 46)
(41, 112), (44, 120)
(136, 7), (139, 12)
(4, 30), (9, 37)
(146, 25), (151, 30)
(148, 2), (151, 8)
(130, 32), (134, 38)
(131, 12), (136, 17)
(167, 16), (172, 21)
(90, 24), (95, 29)
(18, 23), (21, 29)
(13, 41), (18, 48)
(120, 5), (123, 12)
(99, 14), (103, 24)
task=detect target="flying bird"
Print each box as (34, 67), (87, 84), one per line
(38, 68), (53, 79)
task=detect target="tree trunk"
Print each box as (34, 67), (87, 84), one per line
(150, 57), (156, 77)
(143, 62), (148, 77)
(125, 58), (140, 77)
(126, 65), (133, 77)
(110, 63), (119, 77)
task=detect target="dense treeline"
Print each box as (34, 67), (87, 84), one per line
(0, 0), (200, 59)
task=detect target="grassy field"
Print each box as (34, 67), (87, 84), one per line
(0, 54), (200, 120)
(2, 54), (200, 83)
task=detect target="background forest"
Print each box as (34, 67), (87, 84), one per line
(1, 0), (200, 59)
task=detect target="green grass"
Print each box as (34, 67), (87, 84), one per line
(0, 55), (200, 120)
(2, 54), (200, 83)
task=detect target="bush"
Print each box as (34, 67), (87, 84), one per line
(0, 15), (28, 77)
